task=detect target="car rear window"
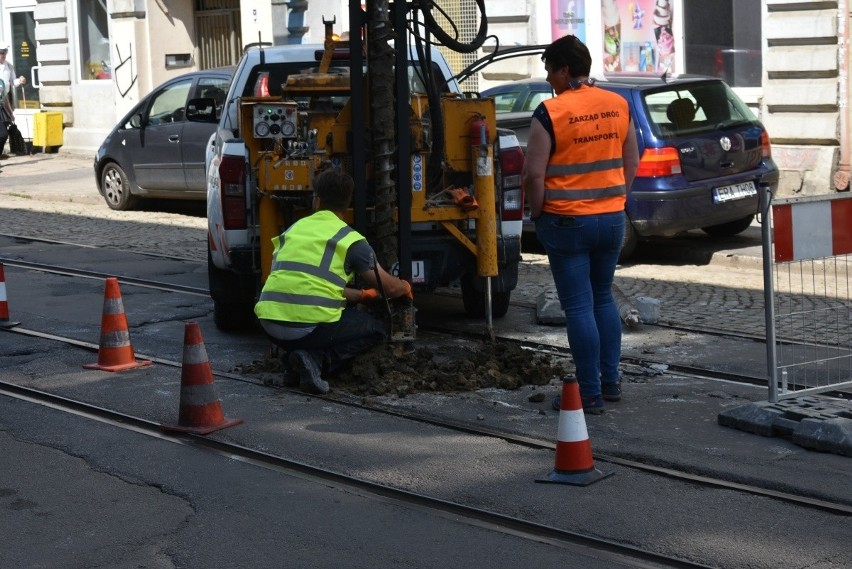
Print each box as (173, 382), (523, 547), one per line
(643, 80), (756, 139)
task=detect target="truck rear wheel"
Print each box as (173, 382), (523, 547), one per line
(208, 251), (257, 331)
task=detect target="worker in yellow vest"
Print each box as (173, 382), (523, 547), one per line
(523, 34), (640, 414)
(255, 168), (413, 394)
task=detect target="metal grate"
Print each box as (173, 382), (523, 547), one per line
(771, 256), (852, 396)
(764, 194), (852, 401)
(429, 0), (479, 93)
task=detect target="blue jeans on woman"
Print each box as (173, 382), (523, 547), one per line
(535, 211), (625, 398)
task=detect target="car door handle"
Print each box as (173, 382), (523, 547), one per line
(169, 135), (180, 142)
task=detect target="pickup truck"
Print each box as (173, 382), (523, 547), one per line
(195, 43), (526, 330)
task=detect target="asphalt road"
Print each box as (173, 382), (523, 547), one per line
(1, 153), (850, 569)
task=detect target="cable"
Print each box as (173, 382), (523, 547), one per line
(418, 0), (488, 54)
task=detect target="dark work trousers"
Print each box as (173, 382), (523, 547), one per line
(0, 97), (9, 154)
(263, 306), (387, 376)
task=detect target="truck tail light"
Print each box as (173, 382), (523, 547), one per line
(760, 130), (772, 159)
(499, 145), (525, 221)
(255, 74), (270, 97)
(636, 147), (682, 177)
(219, 156), (247, 230)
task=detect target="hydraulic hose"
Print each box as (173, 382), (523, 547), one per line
(419, 0), (488, 53)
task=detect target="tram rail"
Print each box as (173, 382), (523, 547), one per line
(3, 321), (851, 516)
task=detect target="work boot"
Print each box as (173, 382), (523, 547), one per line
(581, 395), (605, 415)
(552, 394), (606, 414)
(602, 381), (622, 402)
(289, 350), (329, 394)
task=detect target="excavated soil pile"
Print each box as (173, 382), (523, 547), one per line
(239, 336), (572, 397)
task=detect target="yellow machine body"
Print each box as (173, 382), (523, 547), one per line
(241, 40), (501, 286)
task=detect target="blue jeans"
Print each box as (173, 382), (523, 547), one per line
(535, 211), (625, 397)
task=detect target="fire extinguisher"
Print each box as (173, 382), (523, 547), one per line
(469, 113), (490, 146)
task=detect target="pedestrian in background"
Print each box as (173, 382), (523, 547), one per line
(0, 41), (27, 159)
(255, 167), (413, 394)
(523, 34), (640, 414)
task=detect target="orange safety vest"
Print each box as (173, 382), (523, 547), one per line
(541, 86), (630, 216)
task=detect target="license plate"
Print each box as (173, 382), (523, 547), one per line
(390, 261), (426, 284)
(712, 181), (757, 204)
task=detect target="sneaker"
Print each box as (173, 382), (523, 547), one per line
(582, 395), (605, 414)
(288, 350), (329, 394)
(602, 381), (622, 402)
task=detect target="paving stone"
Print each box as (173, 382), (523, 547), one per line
(535, 291), (564, 326)
(717, 401), (784, 437)
(719, 396), (852, 456)
(792, 417), (852, 457)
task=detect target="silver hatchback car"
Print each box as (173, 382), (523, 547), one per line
(93, 68), (234, 210)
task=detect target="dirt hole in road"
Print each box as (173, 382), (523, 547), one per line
(239, 334), (572, 397)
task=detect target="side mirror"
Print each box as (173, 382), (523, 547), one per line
(186, 97), (218, 123)
(128, 112), (144, 129)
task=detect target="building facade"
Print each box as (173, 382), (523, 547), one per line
(0, 0), (847, 195)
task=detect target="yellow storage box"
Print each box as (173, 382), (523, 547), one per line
(33, 112), (64, 148)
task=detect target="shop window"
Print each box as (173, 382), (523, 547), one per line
(684, 0), (762, 87)
(79, 0), (112, 80)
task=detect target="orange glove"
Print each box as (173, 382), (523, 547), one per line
(401, 280), (414, 301)
(359, 288), (381, 303)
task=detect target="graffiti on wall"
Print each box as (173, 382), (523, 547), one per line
(112, 43), (138, 98)
(601, 0), (675, 73)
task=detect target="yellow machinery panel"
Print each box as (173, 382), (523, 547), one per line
(441, 97), (497, 173)
(257, 157), (315, 191)
(33, 112), (64, 148)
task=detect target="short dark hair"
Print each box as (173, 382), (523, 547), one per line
(313, 167), (354, 211)
(542, 35), (592, 78)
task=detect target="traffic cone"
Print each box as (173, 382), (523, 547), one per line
(83, 277), (152, 372)
(0, 263), (20, 329)
(162, 322), (243, 435)
(536, 379), (613, 486)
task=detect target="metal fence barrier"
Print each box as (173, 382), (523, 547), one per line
(762, 187), (852, 402)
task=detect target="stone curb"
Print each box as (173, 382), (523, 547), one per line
(718, 396), (852, 457)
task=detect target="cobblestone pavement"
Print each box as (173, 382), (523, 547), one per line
(1, 153), (848, 349)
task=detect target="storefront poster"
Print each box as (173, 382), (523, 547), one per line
(601, 0), (675, 73)
(551, 0), (586, 42)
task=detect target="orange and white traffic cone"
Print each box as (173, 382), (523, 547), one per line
(536, 379), (613, 486)
(0, 263), (20, 329)
(83, 277), (152, 372)
(162, 322), (243, 435)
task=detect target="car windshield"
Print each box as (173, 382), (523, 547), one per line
(643, 80), (756, 138)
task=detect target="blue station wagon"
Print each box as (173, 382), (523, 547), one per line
(482, 75), (779, 259)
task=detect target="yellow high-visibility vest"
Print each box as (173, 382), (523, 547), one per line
(255, 210), (366, 324)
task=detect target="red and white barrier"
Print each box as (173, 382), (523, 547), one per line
(773, 197), (852, 262)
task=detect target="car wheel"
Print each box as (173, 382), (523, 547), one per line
(100, 162), (138, 211)
(619, 219), (638, 263)
(208, 250), (257, 331)
(701, 215), (754, 237)
(461, 275), (511, 318)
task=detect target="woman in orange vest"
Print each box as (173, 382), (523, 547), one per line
(523, 35), (640, 414)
